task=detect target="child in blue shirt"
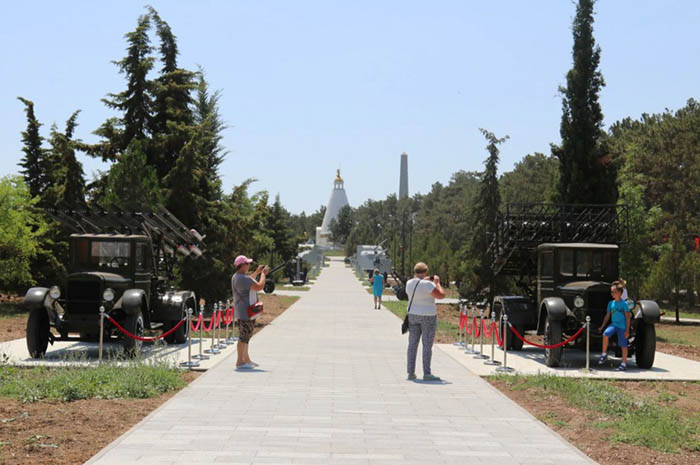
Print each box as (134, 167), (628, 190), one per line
(598, 281), (631, 371)
(370, 269), (384, 310)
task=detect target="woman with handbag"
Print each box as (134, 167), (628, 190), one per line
(405, 262), (445, 381)
(231, 255), (268, 369)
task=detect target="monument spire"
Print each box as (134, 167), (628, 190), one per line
(399, 152), (409, 199)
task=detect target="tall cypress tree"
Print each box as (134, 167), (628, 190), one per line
(468, 129), (508, 301)
(149, 7), (197, 180)
(97, 13), (155, 159)
(17, 97), (47, 200)
(551, 0), (616, 204)
(194, 71), (227, 202)
(46, 111), (86, 207)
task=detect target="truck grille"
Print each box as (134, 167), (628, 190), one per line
(67, 281), (101, 314)
(587, 290), (610, 326)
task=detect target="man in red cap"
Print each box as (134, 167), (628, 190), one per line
(231, 255), (268, 369)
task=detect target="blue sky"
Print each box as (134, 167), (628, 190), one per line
(1, 1), (698, 213)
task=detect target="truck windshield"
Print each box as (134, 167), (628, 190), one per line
(74, 239), (131, 270)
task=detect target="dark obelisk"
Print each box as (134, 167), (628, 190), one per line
(399, 152), (408, 199)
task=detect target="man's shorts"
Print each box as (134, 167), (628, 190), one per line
(236, 320), (255, 343)
(603, 325), (627, 348)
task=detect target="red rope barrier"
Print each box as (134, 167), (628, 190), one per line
(494, 322), (504, 347)
(202, 312), (217, 332)
(107, 315), (185, 342)
(459, 313), (465, 331)
(482, 319), (494, 338)
(226, 308), (234, 325)
(215, 310), (223, 329)
(472, 316), (481, 338)
(508, 323), (585, 349)
(465, 316), (472, 335)
(190, 313), (203, 332)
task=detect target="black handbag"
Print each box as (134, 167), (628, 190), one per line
(401, 280), (421, 334)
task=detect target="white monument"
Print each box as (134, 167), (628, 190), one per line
(316, 169), (350, 247)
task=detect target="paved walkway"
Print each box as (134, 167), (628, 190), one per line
(85, 258), (595, 465)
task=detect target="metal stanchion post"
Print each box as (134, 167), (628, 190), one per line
(216, 301), (229, 347)
(454, 304), (463, 346)
(99, 306), (105, 363)
(484, 310), (501, 365)
(584, 316), (591, 373)
(463, 304), (468, 349)
(226, 299), (237, 343)
(464, 305), (476, 354)
(474, 307), (488, 359)
(496, 314), (513, 372)
(181, 308), (200, 368)
(204, 304), (220, 355)
(214, 303), (226, 350)
(193, 309), (209, 360)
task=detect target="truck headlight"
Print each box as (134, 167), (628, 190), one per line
(103, 288), (115, 302)
(574, 295), (584, 308)
(49, 286), (61, 300)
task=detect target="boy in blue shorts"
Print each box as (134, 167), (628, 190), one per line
(598, 282), (631, 371)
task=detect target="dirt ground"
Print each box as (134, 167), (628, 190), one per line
(488, 378), (700, 465)
(0, 294), (297, 465)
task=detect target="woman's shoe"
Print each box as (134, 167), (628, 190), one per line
(423, 374), (441, 381)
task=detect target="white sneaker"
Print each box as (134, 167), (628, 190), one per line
(236, 362), (254, 369)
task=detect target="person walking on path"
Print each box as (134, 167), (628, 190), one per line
(406, 262), (445, 381)
(598, 280), (631, 371)
(370, 268), (384, 309)
(232, 255), (268, 370)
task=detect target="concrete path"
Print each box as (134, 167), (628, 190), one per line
(85, 257), (595, 465)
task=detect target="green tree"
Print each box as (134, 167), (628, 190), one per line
(103, 140), (162, 209)
(46, 111), (86, 207)
(330, 205), (355, 246)
(0, 176), (47, 291)
(551, 0), (616, 204)
(266, 195), (297, 266)
(466, 129), (508, 300)
(499, 153), (559, 206)
(17, 97), (48, 200)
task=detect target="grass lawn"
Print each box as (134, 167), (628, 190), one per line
(661, 307), (700, 321)
(322, 250), (346, 257)
(487, 374), (699, 465)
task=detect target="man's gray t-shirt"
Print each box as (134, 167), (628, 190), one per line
(232, 273), (255, 320)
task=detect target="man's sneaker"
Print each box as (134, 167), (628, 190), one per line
(598, 355), (608, 365)
(423, 374), (441, 382)
(407, 373), (417, 380)
(615, 363), (627, 372)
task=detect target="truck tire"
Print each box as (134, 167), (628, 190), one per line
(26, 308), (50, 359)
(509, 325), (524, 351)
(544, 315), (562, 367)
(122, 311), (144, 357)
(264, 280), (276, 294)
(164, 318), (188, 344)
(635, 321), (656, 369)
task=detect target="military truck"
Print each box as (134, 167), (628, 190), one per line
(488, 204), (659, 368)
(24, 206), (205, 358)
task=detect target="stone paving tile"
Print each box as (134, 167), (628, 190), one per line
(84, 258), (596, 465)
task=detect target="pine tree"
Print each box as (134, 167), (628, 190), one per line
(97, 13), (155, 159)
(194, 71), (227, 202)
(467, 129), (508, 301)
(17, 97), (47, 200)
(267, 195), (297, 266)
(551, 0), (616, 204)
(103, 140), (162, 209)
(149, 7), (197, 179)
(46, 111), (86, 207)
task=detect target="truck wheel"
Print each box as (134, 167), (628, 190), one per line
(510, 325), (524, 351)
(544, 316), (562, 367)
(164, 318), (188, 344)
(122, 311), (144, 357)
(635, 322), (656, 369)
(264, 281), (276, 294)
(26, 307), (50, 359)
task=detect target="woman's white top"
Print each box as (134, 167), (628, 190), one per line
(406, 277), (437, 316)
